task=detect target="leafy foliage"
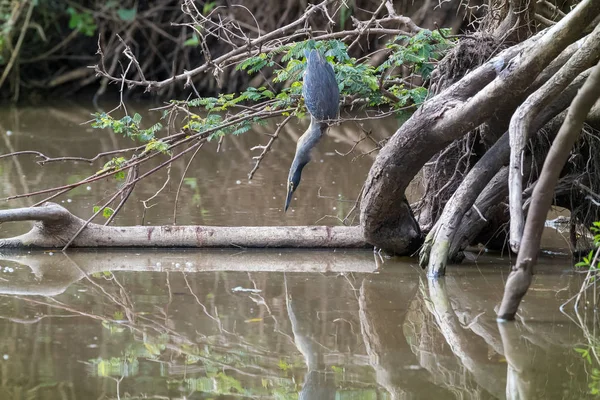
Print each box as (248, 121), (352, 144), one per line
(98, 157), (127, 174)
(380, 29), (454, 80)
(92, 112), (166, 149)
(575, 345), (600, 395)
(181, 36), (455, 139)
(574, 222), (600, 269)
(67, 7), (97, 37)
(93, 206), (115, 219)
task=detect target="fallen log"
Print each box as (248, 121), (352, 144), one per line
(0, 202), (367, 249)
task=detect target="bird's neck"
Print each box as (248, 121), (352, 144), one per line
(310, 115), (329, 130)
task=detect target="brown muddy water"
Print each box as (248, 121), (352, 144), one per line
(0, 104), (594, 399)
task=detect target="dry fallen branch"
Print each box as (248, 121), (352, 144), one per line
(0, 203), (367, 249)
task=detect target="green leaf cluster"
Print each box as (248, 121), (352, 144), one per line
(186, 86), (276, 112)
(67, 7), (97, 37)
(145, 139), (169, 154)
(89, 356), (139, 377)
(381, 29), (454, 80)
(181, 104), (268, 141)
(93, 206), (115, 219)
(575, 346), (600, 395)
(574, 222), (600, 269)
(92, 112), (165, 147)
(184, 33), (200, 47)
(592, 221), (600, 248)
(97, 157), (127, 176)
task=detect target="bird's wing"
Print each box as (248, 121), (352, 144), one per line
(302, 56), (339, 121)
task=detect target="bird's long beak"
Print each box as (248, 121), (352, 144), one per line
(284, 183), (294, 212)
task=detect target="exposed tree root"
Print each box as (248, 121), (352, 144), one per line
(0, 203), (367, 249)
(361, 0), (600, 256)
(422, 70), (590, 276)
(508, 23), (600, 252)
(498, 59), (600, 321)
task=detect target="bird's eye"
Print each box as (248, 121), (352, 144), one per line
(288, 181), (294, 190)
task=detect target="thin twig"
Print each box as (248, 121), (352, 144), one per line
(248, 115), (292, 180)
(173, 143), (203, 224)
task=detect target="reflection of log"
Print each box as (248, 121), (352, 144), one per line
(404, 288), (492, 398)
(0, 250), (376, 296)
(427, 278), (506, 398)
(0, 202), (366, 248)
(358, 278), (451, 399)
(498, 322), (534, 400)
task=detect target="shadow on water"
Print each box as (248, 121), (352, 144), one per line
(0, 249), (594, 399)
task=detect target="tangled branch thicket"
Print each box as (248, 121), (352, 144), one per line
(0, 0), (473, 101)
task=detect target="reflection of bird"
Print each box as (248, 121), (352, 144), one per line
(284, 275), (337, 400)
(284, 49), (340, 212)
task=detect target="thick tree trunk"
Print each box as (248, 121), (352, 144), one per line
(0, 203), (366, 249)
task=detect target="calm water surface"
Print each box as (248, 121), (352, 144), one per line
(0, 251), (592, 399)
(0, 104), (591, 399)
(0, 103), (397, 233)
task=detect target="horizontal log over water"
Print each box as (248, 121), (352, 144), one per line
(0, 203), (368, 249)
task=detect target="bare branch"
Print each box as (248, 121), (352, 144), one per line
(248, 115), (293, 180)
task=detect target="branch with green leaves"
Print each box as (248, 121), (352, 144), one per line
(1, 1), (455, 235)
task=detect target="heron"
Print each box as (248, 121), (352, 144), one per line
(284, 49), (340, 212)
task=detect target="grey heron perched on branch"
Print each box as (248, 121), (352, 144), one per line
(284, 49), (340, 212)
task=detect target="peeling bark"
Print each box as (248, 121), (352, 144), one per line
(0, 202), (367, 249)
